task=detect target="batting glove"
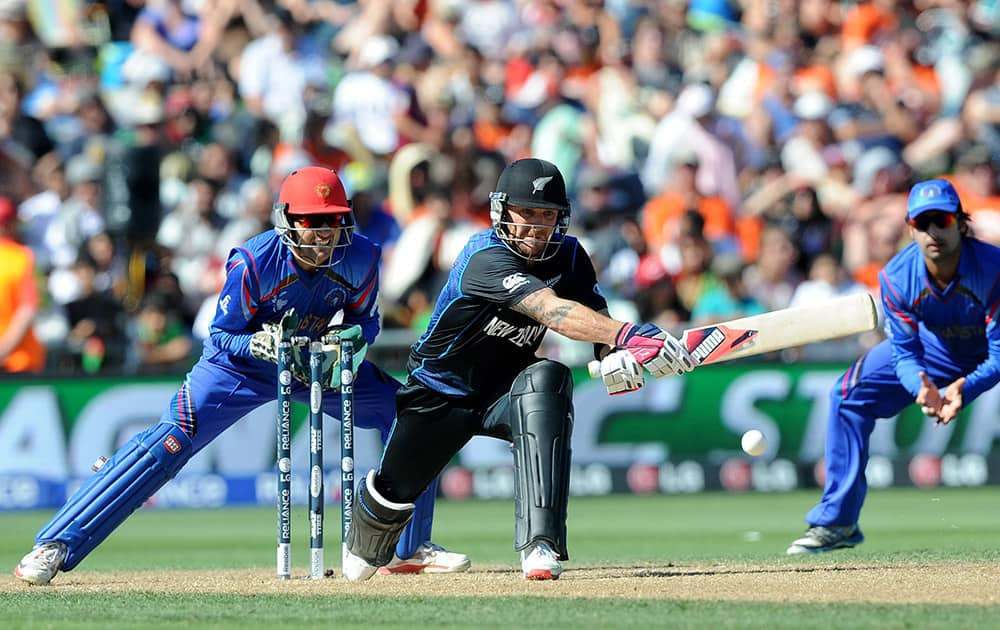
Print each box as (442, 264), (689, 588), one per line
(616, 322), (695, 378)
(600, 349), (644, 395)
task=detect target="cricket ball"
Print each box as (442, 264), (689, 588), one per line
(741, 429), (767, 457)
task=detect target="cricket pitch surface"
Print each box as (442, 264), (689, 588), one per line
(3, 562), (997, 604)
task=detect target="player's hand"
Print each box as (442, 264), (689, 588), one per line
(935, 377), (966, 425)
(599, 349), (644, 395)
(616, 323), (695, 378)
(296, 324), (368, 389)
(250, 309), (299, 364)
(916, 371), (942, 417)
(250, 328), (278, 363)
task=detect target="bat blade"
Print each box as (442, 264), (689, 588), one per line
(682, 292), (878, 365)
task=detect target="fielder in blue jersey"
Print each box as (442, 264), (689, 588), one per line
(14, 167), (469, 585)
(787, 179), (1000, 555)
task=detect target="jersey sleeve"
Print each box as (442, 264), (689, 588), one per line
(461, 246), (547, 306)
(342, 243), (382, 345)
(961, 274), (1000, 402)
(879, 269), (925, 398)
(208, 247), (260, 358)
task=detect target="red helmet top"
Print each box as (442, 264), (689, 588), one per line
(276, 167), (350, 215)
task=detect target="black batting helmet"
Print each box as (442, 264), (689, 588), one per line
(489, 158), (571, 261)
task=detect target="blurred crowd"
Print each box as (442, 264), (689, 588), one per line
(1, 0), (998, 376)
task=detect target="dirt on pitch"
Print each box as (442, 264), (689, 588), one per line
(3, 562), (998, 604)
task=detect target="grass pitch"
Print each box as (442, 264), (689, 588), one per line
(1, 487), (999, 628)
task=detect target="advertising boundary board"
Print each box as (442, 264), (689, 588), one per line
(2, 364), (1000, 509)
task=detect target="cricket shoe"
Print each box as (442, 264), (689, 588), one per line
(342, 549), (377, 582)
(377, 542), (471, 575)
(14, 541), (67, 585)
(786, 524), (864, 555)
(520, 541), (562, 580)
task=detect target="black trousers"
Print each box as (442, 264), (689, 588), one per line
(376, 377), (514, 503)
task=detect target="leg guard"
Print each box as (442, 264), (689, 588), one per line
(36, 423), (193, 571)
(510, 361), (574, 560)
(346, 470), (415, 567)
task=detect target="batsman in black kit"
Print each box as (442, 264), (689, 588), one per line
(344, 159), (696, 581)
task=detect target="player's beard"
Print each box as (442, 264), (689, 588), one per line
(515, 230), (555, 260)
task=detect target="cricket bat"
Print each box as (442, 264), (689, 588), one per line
(589, 292), (878, 377)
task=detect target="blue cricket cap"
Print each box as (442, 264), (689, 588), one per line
(906, 179), (962, 220)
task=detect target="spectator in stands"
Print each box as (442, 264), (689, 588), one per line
(0, 196), (45, 373)
(80, 231), (127, 301)
(0, 70), (54, 162)
(641, 149), (737, 259)
(332, 34), (408, 159)
(743, 225), (803, 312)
(156, 174), (225, 314)
(641, 82), (741, 212)
(45, 154), (106, 271)
(62, 257), (128, 373)
(129, 0), (226, 82)
(690, 252), (765, 327)
(670, 210), (715, 316)
(17, 152), (68, 270)
(214, 177), (272, 256)
(126, 290), (193, 373)
(237, 9), (327, 135)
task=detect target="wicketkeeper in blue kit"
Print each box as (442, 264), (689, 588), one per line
(787, 179), (1000, 554)
(15, 166), (469, 585)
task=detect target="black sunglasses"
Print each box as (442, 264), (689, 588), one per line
(907, 212), (956, 231)
(293, 213), (350, 229)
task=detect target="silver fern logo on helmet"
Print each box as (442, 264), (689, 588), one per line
(532, 176), (553, 194)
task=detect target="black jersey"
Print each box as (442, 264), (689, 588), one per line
(407, 229), (608, 397)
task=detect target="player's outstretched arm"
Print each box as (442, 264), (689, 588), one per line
(511, 287), (623, 346)
(512, 288), (694, 378)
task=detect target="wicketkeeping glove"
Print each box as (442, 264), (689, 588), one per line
(616, 322), (695, 378)
(250, 309), (300, 364)
(289, 324), (369, 390)
(600, 349), (644, 395)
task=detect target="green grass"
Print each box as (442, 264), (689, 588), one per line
(2, 487), (999, 628)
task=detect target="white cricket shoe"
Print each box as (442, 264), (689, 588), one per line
(14, 541), (67, 585)
(786, 524), (864, 555)
(377, 542), (471, 575)
(520, 540), (562, 581)
(342, 548), (377, 582)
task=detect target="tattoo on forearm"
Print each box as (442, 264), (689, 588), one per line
(513, 291), (574, 328)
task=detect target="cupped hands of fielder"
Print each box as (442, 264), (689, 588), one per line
(917, 371), (966, 425)
(615, 322), (695, 378)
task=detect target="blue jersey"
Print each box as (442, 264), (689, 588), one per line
(205, 230), (381, 371)
(408, 230), (607, 397)
(879, 237), (1000, 403)
(33, 227), (444, 567)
